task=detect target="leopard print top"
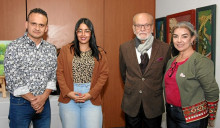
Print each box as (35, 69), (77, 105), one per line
(72, 50), (95, 83)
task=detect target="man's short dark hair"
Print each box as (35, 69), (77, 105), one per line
(27, 8), (48, 24)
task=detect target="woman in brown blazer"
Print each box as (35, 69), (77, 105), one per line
(57, 18), (109, 128)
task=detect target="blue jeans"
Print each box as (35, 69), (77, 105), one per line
(166, 104), (208, 128)
(59, 83), (102, 128)
(9, 94), (51, 128)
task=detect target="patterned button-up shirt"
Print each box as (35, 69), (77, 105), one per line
(4, 33), (57, 96)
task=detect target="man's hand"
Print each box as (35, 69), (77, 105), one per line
(21, 92), (36, 102)
(21, 93), (43, 111)
(31, 89), (52, 111)
(36, 106), (44, 114)
(22, 89), (52, 112)
(31, 95), (47, 111)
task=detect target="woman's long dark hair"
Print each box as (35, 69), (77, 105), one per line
(70, 18), (100, 61)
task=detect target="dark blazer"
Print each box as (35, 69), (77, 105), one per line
(119, 38), (171, 118)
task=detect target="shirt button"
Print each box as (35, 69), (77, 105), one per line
(139, 90), (142, 93)
(142, 78), (145, 81)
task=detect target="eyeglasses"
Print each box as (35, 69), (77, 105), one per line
(168, 62), (177, 77)
(134, 23), (152, 29)
(76, 29), (91, 35)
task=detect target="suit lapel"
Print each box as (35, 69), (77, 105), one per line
(129, 40), (142, 75)
(144, 39), (160, 74)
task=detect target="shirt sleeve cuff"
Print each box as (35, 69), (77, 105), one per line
(13, 86), (30, 97)
(207, 100), (219, 120)
(46, 81), (57, 90)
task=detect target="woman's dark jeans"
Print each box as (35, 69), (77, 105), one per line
(166, 104), (208, 128)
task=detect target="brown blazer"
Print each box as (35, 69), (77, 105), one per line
(57, 43), (109, 105)
(119, 38), (171, 118)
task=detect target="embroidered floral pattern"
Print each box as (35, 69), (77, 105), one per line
(182, 100), (218, 123)
(182, 101), (208, 123)
(207, 100), (218, 120)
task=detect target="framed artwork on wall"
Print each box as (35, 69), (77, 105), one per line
(196, 4), (216, 66)
(155, 17), (166, 42)
(166, 9), (196, 45)
(0, 41), (11, 75)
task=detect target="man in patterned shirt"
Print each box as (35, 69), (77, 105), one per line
(4, 8), (57, 128)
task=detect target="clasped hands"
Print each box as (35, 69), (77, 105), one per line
(67, 91), (92, 103)
(30, 95), (46, 114)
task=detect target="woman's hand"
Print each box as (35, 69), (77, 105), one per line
(208, 119), (215, 127)
(75, 93), (92, 103)
(67, 91), (83, 102)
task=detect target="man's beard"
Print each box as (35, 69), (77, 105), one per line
(136, 32), (151, 41)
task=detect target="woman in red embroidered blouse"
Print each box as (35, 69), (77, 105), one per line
(163, 21), (219, 128)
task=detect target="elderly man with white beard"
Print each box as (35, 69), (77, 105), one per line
(119, 13), (171, 128)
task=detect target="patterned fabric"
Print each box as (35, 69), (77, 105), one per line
(207, 100), (219, 120)
(72, 50), (94, 83)
(182, 100), (218, 123)
(182, 100), (208, 123)
(163, 52), (219, 123)
(4, 33), (57, 96)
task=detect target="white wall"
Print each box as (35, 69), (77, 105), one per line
(156, 0), (220, 127)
